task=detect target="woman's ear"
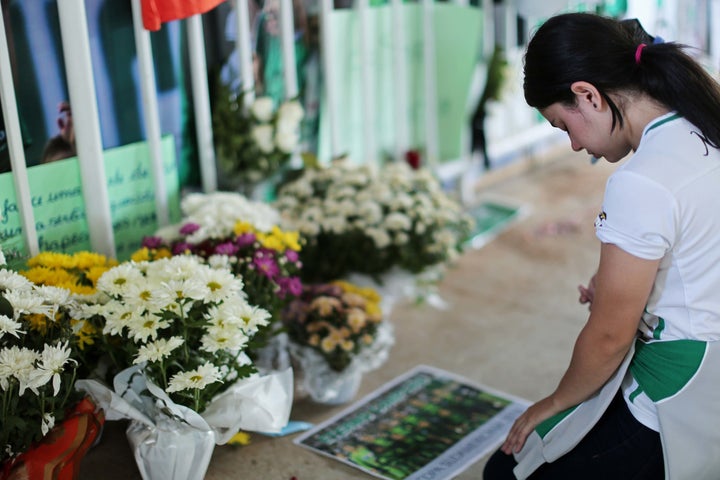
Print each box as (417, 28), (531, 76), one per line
(570, 81), (602, 110)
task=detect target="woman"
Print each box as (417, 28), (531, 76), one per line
(484, 12), (720, 480)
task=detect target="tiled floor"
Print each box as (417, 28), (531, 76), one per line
(80, 147), (618, 479)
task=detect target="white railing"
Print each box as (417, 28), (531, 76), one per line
(0, 0), (512, 260)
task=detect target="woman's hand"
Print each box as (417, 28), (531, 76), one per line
(501, 396), (561, 455)
(578, 274), (597, 309)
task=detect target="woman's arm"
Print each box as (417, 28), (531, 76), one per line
(501, 242), (660, 454)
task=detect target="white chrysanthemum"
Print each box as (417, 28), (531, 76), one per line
(97, 263), (144, 296)
(179, 192), (282, 240)
(101, 300), (143, 336)
(322, 216), (348, 235)
(358, 201), (383, 226)
(367, 228), (391, 249)
(153, 256), (204, 282)
(166, 362), (223, 393)
(0, 314), (23, 339)
(71, 300), (109, 320)
(207, 254), (233, 271)
(434, 229), (458, 250)
(3, 290), (51, 319)
(194, 267), (244, 303)
(277, 100), (304, 124)
(162, 277), (210, 303)
(34, 285), (71, 306)
(384, 212), (412, 231)
(235, 303), (271, 333)
(0, 269), (33, 293)
(0, 248), (5, 266)
(298, 220), (320, 236)
(126, 312), (171, 343)
(275, 129), (298, 153)
(252, 124), (275, 153)
(0, 346), (39, 395)
(201, 325), (249, 353)
(389, 193), (414, 211)
(41, 413), (55, 436)
(31, 342), (74, 396)
(134, 336), (184, 364)
(122, 278), (173, 312)
(250, 96), (274, 122)
(393, 232), (410, 246)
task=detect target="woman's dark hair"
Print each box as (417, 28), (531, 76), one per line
(524, 12), (720, 149)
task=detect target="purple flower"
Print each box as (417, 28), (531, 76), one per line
(253, 255), (280, 279)
(172, 242), (193, 255)
(278, 276), (303, 299)
(179, 222), (200, 235)
(235, 233), (257, 249)
(214, 241), (239, 256)
(142, 236), (164, 249)
(285, 249), (299, 263)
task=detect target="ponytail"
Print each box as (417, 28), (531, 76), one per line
(524, 13), (720, 149)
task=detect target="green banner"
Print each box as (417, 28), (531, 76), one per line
(318, 3), (483, 164)
(0, 136), (180, 268)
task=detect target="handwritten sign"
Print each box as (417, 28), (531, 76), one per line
(318, 3), (483, 163)
(0, 136), (180, 268)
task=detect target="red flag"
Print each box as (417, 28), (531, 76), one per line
(142, 0), (226, 31)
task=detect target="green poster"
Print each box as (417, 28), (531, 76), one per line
(0, 136), (180, 268)
(318, 3), (483, 165)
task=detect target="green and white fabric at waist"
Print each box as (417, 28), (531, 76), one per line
(513, 339), (720, 480)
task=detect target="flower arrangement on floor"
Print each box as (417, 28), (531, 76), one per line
(134, 192), (303, 370)
(274, 159), (475, 283)
(74, 255), (293, 480)
(20, 251), (119, 296)
(212, 79), (304, 192)
(282, 280), (394, 405)
(0, 254), (103, 478)
(19, 251), (122, 382)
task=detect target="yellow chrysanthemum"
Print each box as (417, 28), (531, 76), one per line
(131, 248), (152, 262)
(73, 319), (97, 351)
(26, 252), (73, 269)
(72, 251), (116, 270)
(26, 313), (49, 335)
(365, 302), (382, 320)
(281, 229), (301, 251)
(85, 266), (112, 287)
(233, 221), (257, 236)
(153, 248), (172, 259)
(59, 281), (96, 296)
(256, 232), (285, 252)
(21, 266), (78, 287)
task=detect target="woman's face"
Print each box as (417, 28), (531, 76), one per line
(541, 101), (632, 163)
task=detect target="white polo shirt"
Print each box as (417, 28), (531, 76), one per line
(594, 112), (720, 430)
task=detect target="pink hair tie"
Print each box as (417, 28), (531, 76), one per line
(635, 43), (647, 64)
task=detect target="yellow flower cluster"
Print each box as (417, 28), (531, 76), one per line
(292, 281), (383, 366)
(22, 251), (118, 295)
(234, 222), (301, 252)
(130, 246), (172, 263)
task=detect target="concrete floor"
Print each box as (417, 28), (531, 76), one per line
(79, 147), (618, 479)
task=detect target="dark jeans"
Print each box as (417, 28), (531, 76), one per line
(483, 392), (664, 479)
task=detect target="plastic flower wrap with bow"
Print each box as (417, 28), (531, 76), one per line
(75, 255), (293, 480)
(212, 78), (304, 189)
(281, 280), (394, 404)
